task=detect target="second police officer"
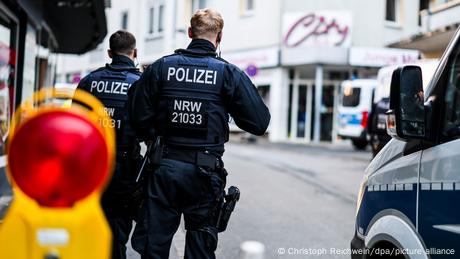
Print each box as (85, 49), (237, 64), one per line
(75, 30), (142, 259)
(128, 8), (271, 259)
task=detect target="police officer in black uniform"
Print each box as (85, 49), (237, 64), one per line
(127, 8), (271, 259)
(75, 30), (142, 259)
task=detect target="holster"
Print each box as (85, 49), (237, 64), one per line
(216, 186), (240, 232)
(151, 142), (240, 232)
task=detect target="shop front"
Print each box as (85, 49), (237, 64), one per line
(269, 10), (421, 144)
(224, 46), (280, 133)
(278, 10), (355, 143)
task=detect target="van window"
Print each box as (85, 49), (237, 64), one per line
(342, 87), (361, 107)
(443, 47), (460, 138)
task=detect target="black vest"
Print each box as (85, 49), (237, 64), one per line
(85, 64), (141, 147)
(156, 52), (229, 148)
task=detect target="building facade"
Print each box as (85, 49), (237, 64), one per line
(390, 0), (460, 58)
(57, 0), (432, 143)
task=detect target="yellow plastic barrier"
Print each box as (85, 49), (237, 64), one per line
(0, 88), (115, 259)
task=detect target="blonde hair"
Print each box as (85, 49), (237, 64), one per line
(190, 8), (224, 38)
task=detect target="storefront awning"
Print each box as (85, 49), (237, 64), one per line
(16, 0), (107, 54)
(42, 0), (107, 54)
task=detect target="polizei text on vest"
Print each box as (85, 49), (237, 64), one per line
(167, 67), (218, 85)
(90, 80), (131, 95)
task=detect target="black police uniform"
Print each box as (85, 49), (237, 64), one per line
(76, 55), (142, 259)
(127, 39), (271, 259)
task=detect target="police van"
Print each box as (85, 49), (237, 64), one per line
(351, 28), (460, 258)
(337, 79), (376, 150)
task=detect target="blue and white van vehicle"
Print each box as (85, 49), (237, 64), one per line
(338, 79), (376, 150)
(351, 28), (460, 259)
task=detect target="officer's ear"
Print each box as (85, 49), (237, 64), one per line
(188, 27), (194, 39)
(216, 31), (222, 43)
(133, 48), (138, 59)
(107, 49), (113, 59)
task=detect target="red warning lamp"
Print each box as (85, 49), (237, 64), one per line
(8, 110), (110, 207)
(361, 111), (369, 129)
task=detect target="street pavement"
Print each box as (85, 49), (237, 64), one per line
(128, 139), (371, 259)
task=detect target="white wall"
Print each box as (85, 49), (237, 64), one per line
(383, 0), (421, 45)
(206, 0), (281, 52)
(280, 0), (420, 48)
(57, 0), (424, 78)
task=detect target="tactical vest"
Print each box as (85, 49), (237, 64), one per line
(156, 52), (229, 148)
(85, 64), (140, 147)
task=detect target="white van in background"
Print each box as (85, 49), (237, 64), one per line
(374, 59), (439, 107)
(368, 59), (439, 155)
(337, 79), (376, 150)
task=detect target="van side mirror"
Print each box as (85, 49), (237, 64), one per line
(386, 66), (425, 140)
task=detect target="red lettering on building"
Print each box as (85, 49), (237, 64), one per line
(284, 13), (349, 48)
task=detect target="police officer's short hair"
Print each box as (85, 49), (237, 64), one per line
(190, 8), (224, 38)
(109, 30), (136, 55)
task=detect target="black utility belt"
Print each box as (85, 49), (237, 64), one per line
(162, 148), (222, 170)
(116, 145), (141, 159)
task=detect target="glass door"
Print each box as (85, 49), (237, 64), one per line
(296, 84), (307, 138)
(288, 79), (313, 142)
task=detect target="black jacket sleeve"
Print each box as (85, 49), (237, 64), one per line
(72, 75), (92, 107)
(223, 64), (271, 136)
(127, 60), (162, 141)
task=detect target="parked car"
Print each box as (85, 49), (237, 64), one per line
(338, 79), (376, 150)
(351, 27), (460, 259)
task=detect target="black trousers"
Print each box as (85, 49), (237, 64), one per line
(131, 158), (224, 259)
(105, 216), (133, 259)
(102, 154), (142, 259)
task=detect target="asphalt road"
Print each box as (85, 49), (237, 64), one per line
(128, 140), (371, 259)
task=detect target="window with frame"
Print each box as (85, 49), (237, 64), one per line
(443, 46), (460, 139)
(241, 0), (255, 16)
(386, 0), (399, 22)
(121, 11), (128, 29)
(148, 0), (164, 36)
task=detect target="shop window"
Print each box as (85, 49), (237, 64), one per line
(147, 0), (164, 37)
(0, 14), (16, 148)
(296, 85), (307, 138)
(121, 11), (128, 29)
(22, 24), (38, 102)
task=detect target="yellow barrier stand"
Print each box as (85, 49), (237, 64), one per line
(0, 88), (115, 259)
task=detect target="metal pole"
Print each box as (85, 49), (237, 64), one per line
(314, 65), (323, 143)
(240, 241), (265, 259)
